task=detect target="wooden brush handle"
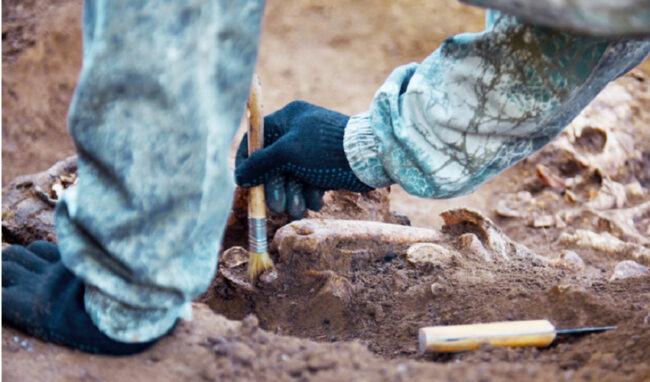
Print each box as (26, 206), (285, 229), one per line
(419, 319), (557, 353)
(247, 74), (266, 220)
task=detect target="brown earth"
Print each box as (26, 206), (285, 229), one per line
(2, 1), (650, 382)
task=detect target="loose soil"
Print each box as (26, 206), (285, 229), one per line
(2, 1), (650, 381)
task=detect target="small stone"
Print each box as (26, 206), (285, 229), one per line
(51, 182), (64, 200)
(515, 191), (533, 203)
(625, 182), (645, 199)
(609, 260), (649, 281)
(559, 250), (585, 269)
(494, 200), (520, 218)
(459, 233), (492, 261)
(532, 215), (555, 228)
(241, 314), (259, 335)
(545, 250), (585, 271)
(536, 164), (565, 188)
(259, 268), (279, 285)
(565, 190), (578, 203)
(406, 243), (454, 266)
(430, 282), (447, 296)
(16, 339), (34, 353)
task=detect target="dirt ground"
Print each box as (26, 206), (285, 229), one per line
(2, 1), (650, 381)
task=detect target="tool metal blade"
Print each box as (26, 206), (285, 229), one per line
(554, 326), (617, 335)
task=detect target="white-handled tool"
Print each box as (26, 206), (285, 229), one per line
(419, 319), (616, 353)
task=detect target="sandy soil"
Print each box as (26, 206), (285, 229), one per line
(2, 1), (650, 381)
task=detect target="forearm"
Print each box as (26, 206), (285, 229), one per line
(344, 10), (650, 198)
(462, 0), (650, 37)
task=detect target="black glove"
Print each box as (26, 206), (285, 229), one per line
(235, 100), (373, 219)
(2, 241), (163, 355)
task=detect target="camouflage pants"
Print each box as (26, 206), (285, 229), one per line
(55, 0), (265, 342)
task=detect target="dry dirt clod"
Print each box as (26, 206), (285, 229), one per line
(609, 260), (649, 281)
(541, 250), (585, 271)
(441, 208), (537, 262)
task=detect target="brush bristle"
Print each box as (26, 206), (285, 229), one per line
(248, 251), (275, 280)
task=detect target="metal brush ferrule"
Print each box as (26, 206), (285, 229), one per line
(248, 217), (267, 253)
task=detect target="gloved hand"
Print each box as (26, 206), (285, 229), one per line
(235, 100), (373, 219)
(2, 241), (162, 355)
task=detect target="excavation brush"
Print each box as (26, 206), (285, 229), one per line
(246, 74), (275, 280)
(418, 319), (616, 353)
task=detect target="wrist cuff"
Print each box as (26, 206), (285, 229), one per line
(343, 112), (393, 189)
(84, 286), (191, 343)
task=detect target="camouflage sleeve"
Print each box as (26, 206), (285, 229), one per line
(462, 0), (650, 37)
(343, 10), (650, 198)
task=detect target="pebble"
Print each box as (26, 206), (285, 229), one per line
(459, 233), (492, 261)
(609, 260), (649, 281)
(259, 268), (279, 285)
(430, 282), (447, 297)
(546, 250), (585, 271)
(241, 314), (259, 335)
(560, 250), (584, 268)
(532, 215), (554, 228)
(494, 200), (521, 218)
(406, 243), (454, 266)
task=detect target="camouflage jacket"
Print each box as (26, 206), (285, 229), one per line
(344, 10), (650, 198)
